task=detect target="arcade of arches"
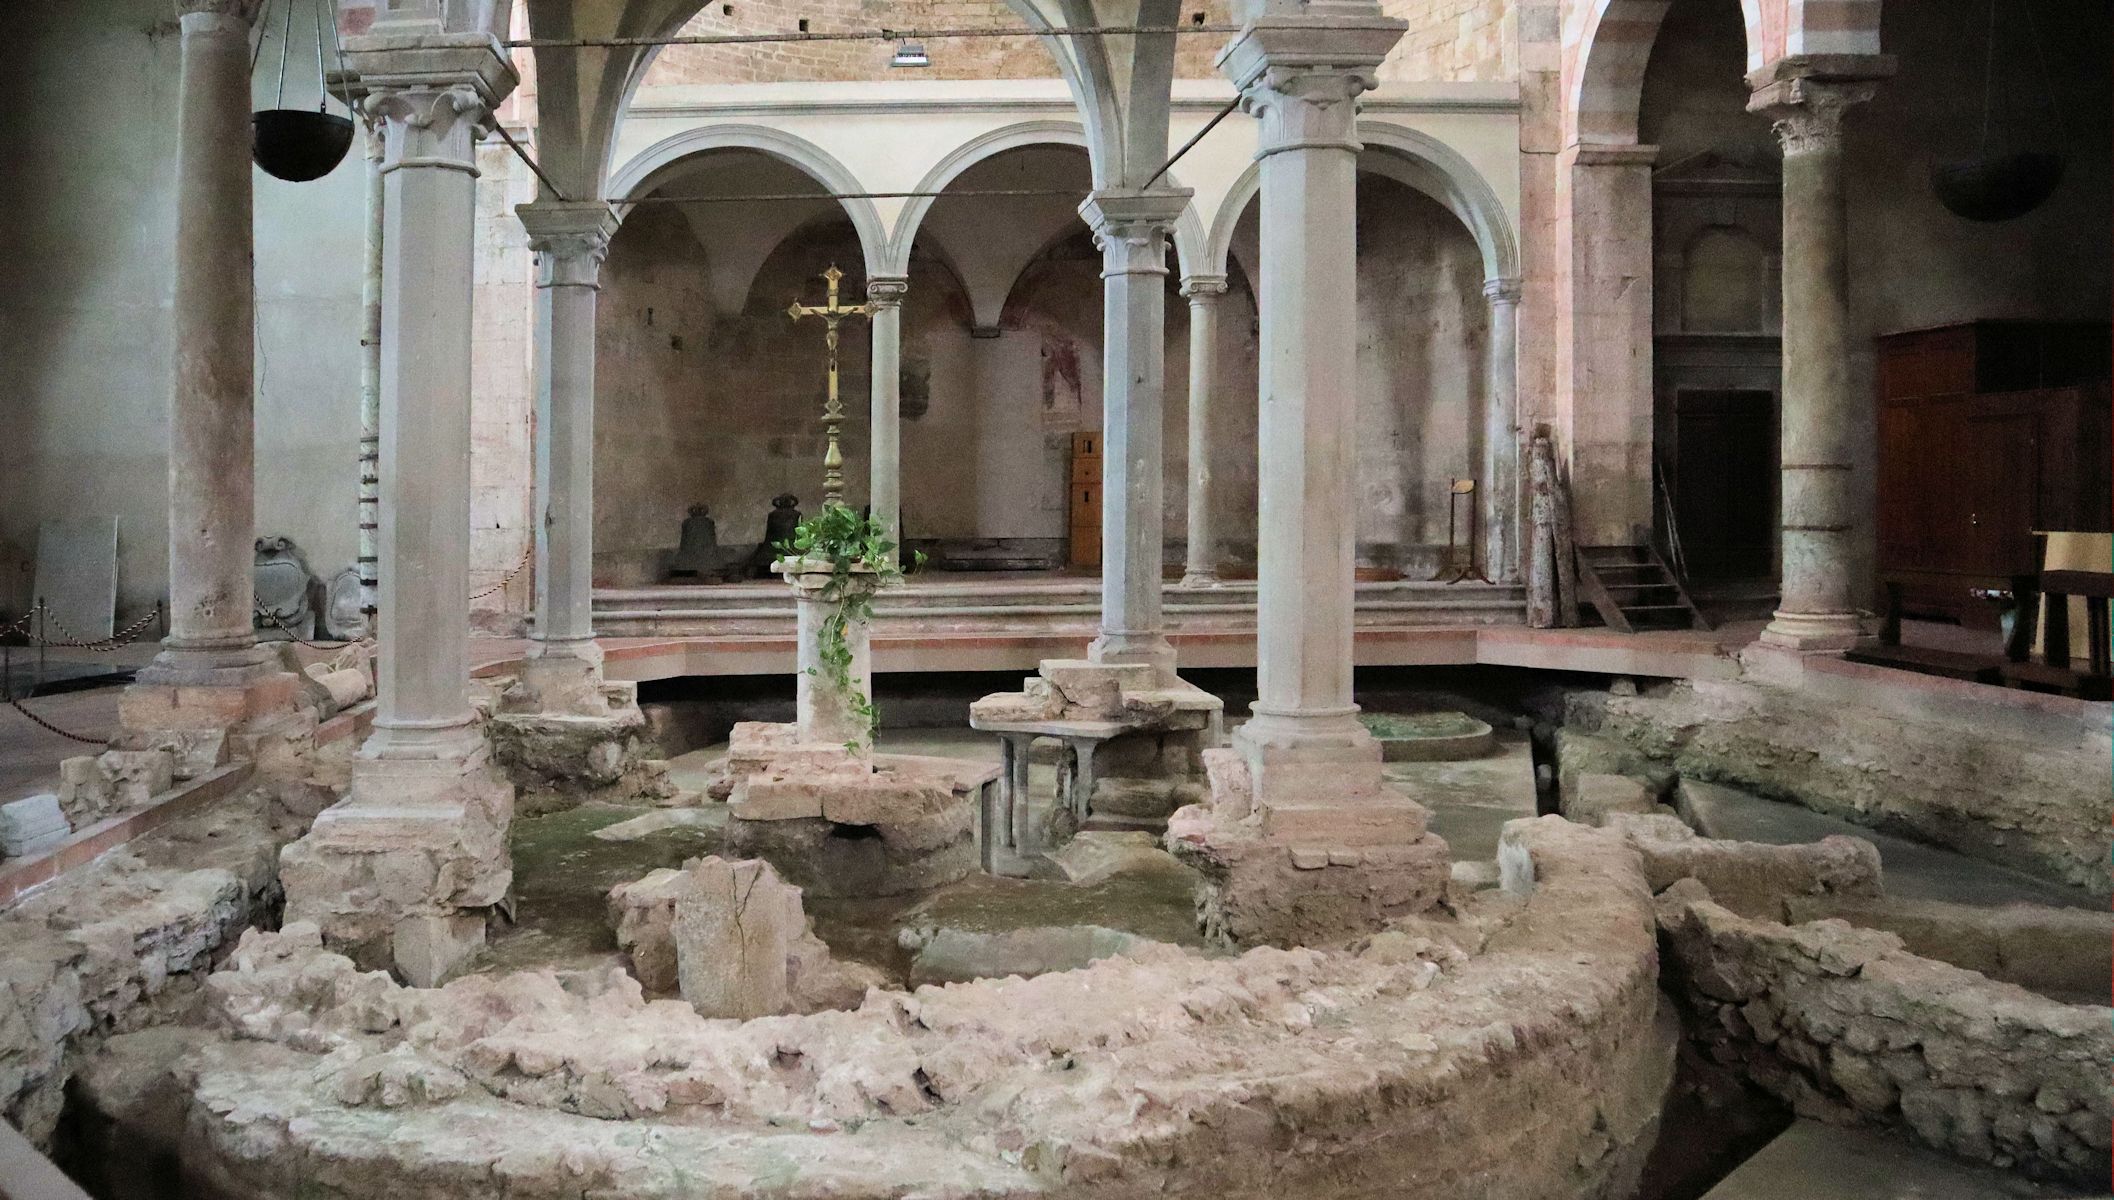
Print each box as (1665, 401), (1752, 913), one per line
(0, 1), (2109, 1198)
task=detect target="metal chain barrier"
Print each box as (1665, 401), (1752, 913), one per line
(6, 695), (105, 744)
(469, 544), (534, 602)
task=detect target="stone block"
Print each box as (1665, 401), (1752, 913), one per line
(674, 858), (796, 1019)
(608, 866), (693, 993)
(392, 912), (487, 988)
(1613, 816), (1883, 921)
(1169, 803), (1452, 948)
(727, 774), (828, 821)
(0, 794), (70, 858)
(1561, 773), (1661, 826)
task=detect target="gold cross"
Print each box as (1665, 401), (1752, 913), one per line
(787, 265), (878, 506)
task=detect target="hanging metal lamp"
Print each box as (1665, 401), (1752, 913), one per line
(1930, 0), (2067, 222)
(251, 0), (354, 183)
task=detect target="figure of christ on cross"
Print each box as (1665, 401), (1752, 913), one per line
(787, 265), (878, 507)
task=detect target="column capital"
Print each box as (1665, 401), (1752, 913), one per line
(1482, 276), (1523, 305)
(345, 31), (518, 131)
(1218, 7), (1406, 150)
(1747, 55), (1893, 154)
(517, 200), (620, 287)
(1081, 188), (1192, 276)
(1181, 274), (1230, 300)
(865, 274), (910, 306)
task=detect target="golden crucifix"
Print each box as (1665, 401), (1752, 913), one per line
(787, 265), (877, 506)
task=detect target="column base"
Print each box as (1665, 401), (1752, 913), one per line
(279, 740), (514, 986)
(1757, 609), (1865, 653)
(1086, 631), (1177, 680)
(120, 654), (302, 741)
(1165, 714), (1449, 946)
(1179, 570), (1222, 589)
(510, 638), (628, 718)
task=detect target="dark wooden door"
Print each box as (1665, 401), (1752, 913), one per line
(1672, 390), (1778, 581)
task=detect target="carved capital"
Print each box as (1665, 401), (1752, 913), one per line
(517, 201), (620, 288)
(865, 275), (911, 307)
(363, 85), (490, 149)
(1219, 10), (1405, 156)
(1182, 274), (1230, 301)
(1081, 189), (1191, 278)
(1747, 56), (1892, 158)
(1482, 276), (1523, 306)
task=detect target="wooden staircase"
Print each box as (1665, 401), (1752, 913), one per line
(1575, 545), (1711, 633)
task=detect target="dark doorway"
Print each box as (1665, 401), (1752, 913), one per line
(1671, 390), (1777, 581)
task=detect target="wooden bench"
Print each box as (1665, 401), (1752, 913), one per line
(2002, 570), (2113, 701)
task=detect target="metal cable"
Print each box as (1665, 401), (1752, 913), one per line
(504, 22), (1261, 50)
(469, 544), (535, 602)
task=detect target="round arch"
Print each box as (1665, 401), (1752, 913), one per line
(605, 124), (890, 278)
(1203, 120), (1520, 284)
(887, 120), (1209, 280)
(1566, 0), (1772, 145)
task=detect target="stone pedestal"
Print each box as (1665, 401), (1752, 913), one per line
(279, 30), (519, 988)
(1749, 56), (1891, 652)
(969, 659), (1222, 873)
(1082, 189), (1191, 676)
(279, 746), (513, 985)
(712, 560), (993, 896)
(1181, 274), (1229, 588)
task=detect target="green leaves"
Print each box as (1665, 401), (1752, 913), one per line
(776, 502), (905, 753)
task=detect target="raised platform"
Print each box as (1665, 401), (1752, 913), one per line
(591, 574), (1528, 639)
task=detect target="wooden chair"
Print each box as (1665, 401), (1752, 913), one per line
(2002, 570), (2114, 701)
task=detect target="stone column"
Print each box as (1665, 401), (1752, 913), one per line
(280, 33), (519, 988)
(1217, 7), (1413, 819)
(866, 275), (910, 563)
(1081, 189), (1192, 678)
(125, 0), (281, 728)
(1482, 277), (1523, 583)
(1749, 58), (1889, 652)
(1180, 274), (1229, 588)
(516, 200), (620, 712)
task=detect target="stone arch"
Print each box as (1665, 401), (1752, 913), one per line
(605, 124), (889, 278)
(1203, 121), (1518, 285)
(887, 121), (1207, 323)
(1566, 0), (1771, 145)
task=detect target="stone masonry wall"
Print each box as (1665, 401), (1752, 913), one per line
(1568, 677), (2114, 900)
(641, 0), (1512, 86)
(1657, 884), (2112, 1187)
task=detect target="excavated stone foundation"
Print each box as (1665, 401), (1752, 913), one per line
(70, 818), (1675, 1200)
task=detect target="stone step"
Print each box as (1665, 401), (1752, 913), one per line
(1703, 1119), (2105, 1200)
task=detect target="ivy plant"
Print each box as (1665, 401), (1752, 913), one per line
(776, 502), (922, 752)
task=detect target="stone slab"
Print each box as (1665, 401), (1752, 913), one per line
(1702, 1118), (2096, 1200)
(32, 515), (118, 642)
(0, 794), (69, 859)
(673, 858), (796, 1019)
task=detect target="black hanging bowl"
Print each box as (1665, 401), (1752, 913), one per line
(1930, 152), (2066, 222)
(252, 109), (355, 182)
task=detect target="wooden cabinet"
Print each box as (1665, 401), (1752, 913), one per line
(1877, 322), (2112, 623)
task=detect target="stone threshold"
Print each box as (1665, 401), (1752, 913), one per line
(0, 701), (374, 909)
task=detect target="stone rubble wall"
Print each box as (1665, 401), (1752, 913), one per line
(158, 818), (1671, 1200)
(1656, 881), (2113, 1187)
(0, 794), (285, 1149)
(1567, 677), (2114, 898)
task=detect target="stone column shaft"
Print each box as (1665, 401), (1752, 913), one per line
(1219, 10), (1408, 813)
(1483, 278), (1523, 583)
(357, 43), (516, 759)
(1181, 275), (1229, 587)
(1750, 60), (1888, 651)
(1082, 190), (1192, 677)
(144, 2), (270, 686)
(518, 201), (619, 704)
(867, 276), (910, 563)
